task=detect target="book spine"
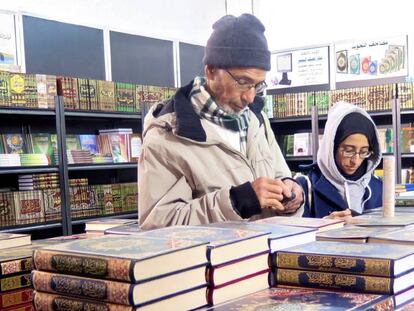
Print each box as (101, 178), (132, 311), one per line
(0, 258), (33, 276)
(33, 249), (133, 282)
(275, 268), (393, 295)
(276, 252), (393, 277)
(0, 287), (33, 308)
(34, 291), (134, 311)
(32, 270), (133, 305)
(0, 273), (31, 292)
(3, 303), (34, 311)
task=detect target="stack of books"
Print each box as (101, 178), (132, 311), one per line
(271, 241), (414, 295)
(0, 154), (21, 167)
(84, 218), (138, 234)
(18, 173), (59, 191)
(32, 234), (208, 310)
(255, 215), (345, 232)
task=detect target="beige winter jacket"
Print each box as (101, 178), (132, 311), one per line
(138, 83), (292, 229)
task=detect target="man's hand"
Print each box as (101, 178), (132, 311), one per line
(251, 177), (289, 212)
(324, 209), (353, 224)
(279, 178), (304, 214)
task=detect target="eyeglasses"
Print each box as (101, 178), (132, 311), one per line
(225, 70), (267, 94)
(340, 148), (373, 159)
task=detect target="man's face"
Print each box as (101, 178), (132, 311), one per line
(205, 66), (267, 114)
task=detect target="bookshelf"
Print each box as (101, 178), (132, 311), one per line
(268, 83), (414, 182)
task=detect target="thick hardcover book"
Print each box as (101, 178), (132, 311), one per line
(85, 218), (137, 233)
(13, 191), (45, 225)
(88, 79), (99, 111)
(273, 268), (414, 295)
(316, 225), (397, 243)
(350, 214), (414, 227)
(0, 233), (30, 251)
(32, 266), (207, 306)
(368, 226), (414, 245)
(33, 234), (208, 283)
(0, 287), (33, 309)
(3, 134), (26, 154)
(34, 285), (207, 311)
(275, 241), (414, 277)
(0, 71), (10, 106)
(208, 287), (393, 310)
(104, 223), (141, 235)
(9, 74), (26, 107)
(255, 216), (344, 232)
(205, 221), (316, 252)
(77, 78), (89, 110)
(207, 269), (269, 306)
(0, 273), (31, 292)
(97, 80), (115, 111)
(0, 192), (15, 227)
(46, 75), (57, 109)
(136, 225), (270, 266)
(206, 251), (269, 287)
(3, 303), (34, 311)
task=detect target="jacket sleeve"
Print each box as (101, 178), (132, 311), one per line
(138, 143), (248, 230)
(295, 175), (312, 217)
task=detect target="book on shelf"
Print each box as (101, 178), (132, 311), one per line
(32, 265), (207, 307)
(33, 234), (208, 283)
(13, 190), (45, 225)
(57, 76), (79, 110)
(273, 267), (414, 295)
(34, 285), (208, 311)
(205, 221), (316, 252)
(88, 79), (99, 111)
(208, 286), (393, 311)
(2, 134), (26, 154)
(293, 133), (311, 156)
(79, 134), (98, 155)
(0, 71), (10, 107)
(85, 218), (138, 233)
(0, 288), (33, 309)
(135, 225), (270, 266)
(0, 233), (30, 250)
(368, 226), (414, 245)
(274, 241), (414, 277)
(255, 216), (344, 232)
(97, 80), (116, 111)
(129, 133), (142, 162)
(316, 225), (397, 243)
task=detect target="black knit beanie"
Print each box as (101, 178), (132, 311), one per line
(203, 14), (271, 71)
(334, 112), (378, 180)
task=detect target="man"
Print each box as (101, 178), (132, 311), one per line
(138, 13), (303, 229)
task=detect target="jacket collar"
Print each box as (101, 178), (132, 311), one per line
(155, 80), (265, 142)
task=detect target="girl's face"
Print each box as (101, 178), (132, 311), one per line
(335, 133), (371, 175)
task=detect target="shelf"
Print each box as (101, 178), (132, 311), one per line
(402, 153), (414, 159)
(65, 110), (141, 119)
(401, 109), (414, 115)
(318, 110), (392, 121)
(68, 163), (137, 171)
(0, 221), (62, 233)
(270, 116), (312, 123)
(0, 107), (55, 116)
(71, 212), (138, 225)
(0, 165), (59, 175)
(285, 156), (313, 162)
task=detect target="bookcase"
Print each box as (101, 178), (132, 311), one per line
(268, 83), (413, 183)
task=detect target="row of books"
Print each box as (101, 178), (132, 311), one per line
(0, 129), (143, 166)
(0, 71), (56, 109)
(17, 173), (88, 191)
(0, 70), (178, 113)
(0, 182), (137, 227)
(270, 83), (406, 118)
(58, 76), (176, 112)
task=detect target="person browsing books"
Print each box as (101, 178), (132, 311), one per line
(295, 101), (383, 220)
(138, 14), (304, 229)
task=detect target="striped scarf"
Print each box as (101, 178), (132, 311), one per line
(190, 76), (250, 154)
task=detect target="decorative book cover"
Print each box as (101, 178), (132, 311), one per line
(97, 80), (115, 111)
(2, 134), (26, 154)
(275, 241), (414, 277)
(136, 225), (269, 266)
(350, 214), (414, 227)
(65, 135), (81, 151)
(0, 71), (10, 106)
(79, 135), (98, 155)
(13, 190), (45, 225)
(255, 216), (344, 232)
(104, 223), (141, 235)
(85, 218), (137, 232)
(208, 287), (392, 310)
(32, 266), (207, 306)
(0, 287), (33, 308)
(9, 74), (26, 107)
(316, 225), (397, 243)
(88, 79), (99, 111)
(368, 226), (414, 245)
(46, 75), (57, 109)
(77, 78), (89, 110)
(33, 234), (208, 283)
(0, 273), (31, 292)
(31, 133), (54, 163)
(36, 74), (48, 109)
(3, 303), (34, 311)
(274, 268), (413, 295)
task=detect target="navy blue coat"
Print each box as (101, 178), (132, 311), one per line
(296, 164), (383, 218)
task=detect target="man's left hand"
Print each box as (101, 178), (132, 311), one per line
(279, 178), (304, 214)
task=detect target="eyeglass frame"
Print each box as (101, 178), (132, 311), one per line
(224, 69), (267, 94)
(339, 148), (373, 159)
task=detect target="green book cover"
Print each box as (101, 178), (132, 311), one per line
(65, 135), (81, 151)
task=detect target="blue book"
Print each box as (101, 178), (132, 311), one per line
(275, 241), (414, 277)
(205, 221), (316, 252)
(33, 234), (208, 283)
(208, 287), (392, 310)
(135, 225), (269, 266)
(79, 134), (98, 154)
